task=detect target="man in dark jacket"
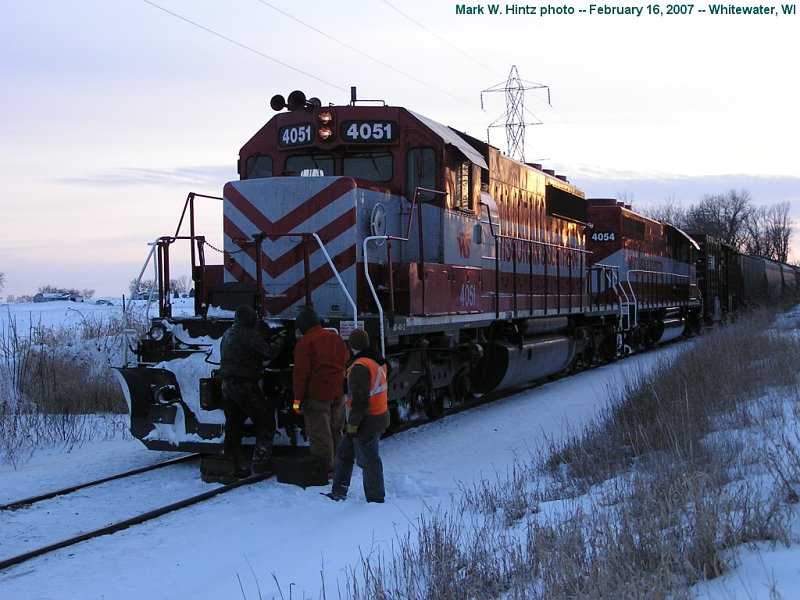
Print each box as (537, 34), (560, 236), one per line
(291, 305), (350, 474)
(326, 328), (390, 503)
(219, 304), (284, 477)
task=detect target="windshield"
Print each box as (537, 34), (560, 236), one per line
(343, 152), (393, 182)
(285, 154), (334, 176)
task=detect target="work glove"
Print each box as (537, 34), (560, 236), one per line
(346, 423), (359, 436)
(292, 399), (303, 414)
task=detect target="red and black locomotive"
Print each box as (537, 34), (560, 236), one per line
(115, 89), (797, 454)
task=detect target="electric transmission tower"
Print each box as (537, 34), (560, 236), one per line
(481, 65), (551, 162)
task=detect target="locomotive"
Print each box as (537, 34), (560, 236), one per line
(115, 89), (797, 455)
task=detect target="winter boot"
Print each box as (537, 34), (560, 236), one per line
(321, 491), (347, 501)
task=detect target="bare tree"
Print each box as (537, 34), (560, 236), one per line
(628, 189), (793, 262)
(0, 272), (5, 293)
(682, 190), (752, 249)
(129, 278), (156, 297)
(171, 276), (191, 295)
(743, 205), (769, 258)
(767, 202), (793, 263)
(744, 201), (793, 262)
(636, 196), (687, 227)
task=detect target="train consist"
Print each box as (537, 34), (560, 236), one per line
(115, 89), (799, 454)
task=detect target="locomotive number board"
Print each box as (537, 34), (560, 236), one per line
(590, 231), (617, 242)
(278, 123), (314, 147)
(341, 121), (397, 143)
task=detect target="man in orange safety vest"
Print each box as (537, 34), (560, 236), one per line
(325, 328), (389, 503)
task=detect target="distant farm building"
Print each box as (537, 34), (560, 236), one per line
(33, 292), (84, 303)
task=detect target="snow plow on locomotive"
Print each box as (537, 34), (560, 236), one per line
(115, 89), (712, 455)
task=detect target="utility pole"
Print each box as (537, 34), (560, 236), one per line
(481, 65), (550, 162)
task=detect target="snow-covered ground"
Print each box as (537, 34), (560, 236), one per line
(0, 301), (798, 599)
(0, 297), (196, 333)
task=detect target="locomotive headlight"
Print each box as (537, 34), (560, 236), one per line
(148, 323), (167, 341)
(318, 127), (333, 140)
(318, 110), (333, 125)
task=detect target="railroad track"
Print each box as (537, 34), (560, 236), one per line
(0, 456), (270, 571)
(0, 341), (684, 573)
(0, 453), (198, 511)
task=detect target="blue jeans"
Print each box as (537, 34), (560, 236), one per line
(332, 431), (385, 502)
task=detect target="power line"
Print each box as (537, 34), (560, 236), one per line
(253, 0), (480, 108)
(140, 0), (481, 109)
(380, 0), (503, 79)
(139, 0), (348, 93)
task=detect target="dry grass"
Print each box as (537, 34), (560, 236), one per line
(0, 310), (139, 467)
(339, 307), (800, 599)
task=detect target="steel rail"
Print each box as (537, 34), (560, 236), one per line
(0, 453), (198, 512)
(0, 471), (272, 571)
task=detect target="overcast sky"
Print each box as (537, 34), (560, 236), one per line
(1, 0), (798, 297)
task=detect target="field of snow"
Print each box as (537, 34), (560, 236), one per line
(0, 301), (798, 599)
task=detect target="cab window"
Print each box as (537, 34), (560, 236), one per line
(285, 154), (334, 176)
(454, 161), (473, 210)
(406, 147), (436, 202)
(343, 152), (392, 182)
(244, 155), (272, 179)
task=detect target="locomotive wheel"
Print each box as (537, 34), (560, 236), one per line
(423, 395), (444, 420)
(412, 379), (442, 420)
(392, 379), (431, 424)
(576, 343), (595, 371)
(451, 369), (475, 407)
(600, 333), (618, 362)
(392, 393), (413, 424)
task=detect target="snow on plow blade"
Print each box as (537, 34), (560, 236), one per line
(114, 367), (224, 452)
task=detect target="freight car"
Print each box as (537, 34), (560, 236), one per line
(739, 254), (800, 305)
(113, 89), (771, 457)
(688, 233), (742, 325)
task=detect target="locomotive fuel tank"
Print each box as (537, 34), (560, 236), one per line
(653, 317), (686, 345)
(477, 334), (576, 393)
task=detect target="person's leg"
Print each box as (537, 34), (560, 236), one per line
(303, 399), (334, 471)
(331, 434), (355, 498)
(329, 395), (346, 458)
(221, 379), (247, 471)
(238, 382), (275, 472)
(354, 432), (385, 503)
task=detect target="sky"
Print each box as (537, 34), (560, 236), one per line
(2, 301), (800, 598)
(1, 0), (799, 297)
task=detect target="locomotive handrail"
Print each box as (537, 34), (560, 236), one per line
(624, 269), (691, 326)
(480, 200), (592, 318)
(362, 186), (446, 356)
(310, 232), (358, 326)
(127, 193), (224, 322)
(125, 238), (161, 327)
(615, 269), (633, 329)
(587, 263), (626, 314)
(173, 192), (223, 317)
(363, 235), (389, 357)
(247, 232), (358, 326)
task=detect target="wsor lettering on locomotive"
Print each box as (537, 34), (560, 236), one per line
(114, 88), (799, 455)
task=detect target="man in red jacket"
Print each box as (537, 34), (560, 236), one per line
(292, 306), (350, 473)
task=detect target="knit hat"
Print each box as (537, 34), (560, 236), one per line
(348, 328), (370, 351)
(234, 304), (258, 328)
(295, 305), (320, 334)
